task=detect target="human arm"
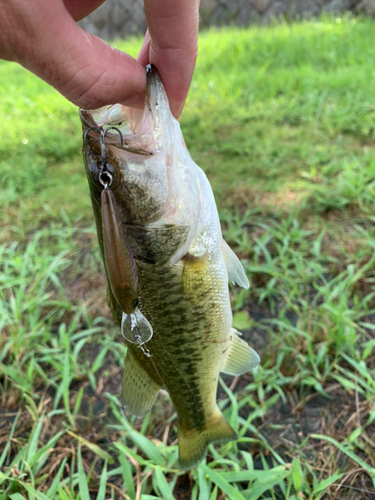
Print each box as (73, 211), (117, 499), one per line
(0, 0), (199, 117)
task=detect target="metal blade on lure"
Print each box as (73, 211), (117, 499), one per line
(121, 308), (153, 347)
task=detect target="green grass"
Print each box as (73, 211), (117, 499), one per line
(1, 14), (375, 500)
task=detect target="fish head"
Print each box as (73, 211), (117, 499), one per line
(80, 65), (200, 264)
(80, 65), (197, 225)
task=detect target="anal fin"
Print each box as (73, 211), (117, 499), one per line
(222, 239), (250, 289)
(122, 348), (161, 417)
(221, 328), (260, 376)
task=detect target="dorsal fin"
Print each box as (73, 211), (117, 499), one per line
(222, 239), (250, 289)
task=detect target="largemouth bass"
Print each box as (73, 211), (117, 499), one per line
(80, 65), (260, 470)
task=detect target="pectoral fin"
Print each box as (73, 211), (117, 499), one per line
(222, 239), (250, 289)
(221, 328), (260, 376)
(122, 348), (161, 417)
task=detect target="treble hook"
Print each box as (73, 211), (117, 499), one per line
(83, 123), (152, 157)
(83, 126), (107, 171)
(100, 127), (124, 176)
(83, 126), (124, 159)
(103, 126), (124, 148)
(83, 126), (100, 150)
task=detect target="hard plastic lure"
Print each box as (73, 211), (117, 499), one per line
(84, 126), (153, 347)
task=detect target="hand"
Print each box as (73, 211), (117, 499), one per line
(0, 0), (199, 117)
(138, 1), (199, 118)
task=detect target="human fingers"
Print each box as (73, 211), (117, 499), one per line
(63, 0), (106, 21)
(137, 30), (151, 68)
(140, 0), (199, 118)
(1, 0), (146, 109)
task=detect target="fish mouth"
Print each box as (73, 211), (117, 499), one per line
(79, 108), (154, 157)
(79, 65), (164, 157)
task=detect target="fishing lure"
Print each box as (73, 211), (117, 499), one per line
(84, 126), (153, 349)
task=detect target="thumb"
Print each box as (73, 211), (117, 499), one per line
(2, 0), (146, 109)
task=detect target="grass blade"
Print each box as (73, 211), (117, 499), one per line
(96, 460), (108, 500)
(311, 434), (375, 480)
(153, 468), (175, 500)
(201, 465), (246, 500)
(77, 445), (90, 500)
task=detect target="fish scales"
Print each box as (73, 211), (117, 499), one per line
(80, 65), (260, 470)
(135, 256), (228, 428)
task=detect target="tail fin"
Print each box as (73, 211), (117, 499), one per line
(178, 410), (237, 470)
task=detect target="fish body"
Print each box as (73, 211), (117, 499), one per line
(80, 65), (259, 469)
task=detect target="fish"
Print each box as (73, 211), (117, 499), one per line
(80, 64), (260, 470)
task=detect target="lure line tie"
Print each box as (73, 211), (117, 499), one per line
(83, 125), (124, 189)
